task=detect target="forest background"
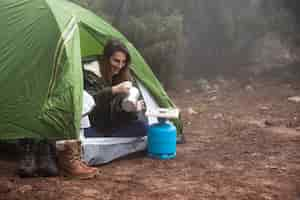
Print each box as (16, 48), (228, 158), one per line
(71, 0), (300, 88)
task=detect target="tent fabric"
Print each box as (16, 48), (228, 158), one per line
(0, 0), (182, 140)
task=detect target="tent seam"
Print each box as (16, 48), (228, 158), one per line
(47, 16), (77, 98)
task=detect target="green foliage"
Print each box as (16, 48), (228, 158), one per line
(119, 12), (183, 87)
(71, 0), (183, 87)
(221, 1), (295, 51)
(71, 0), (298, 79)
(183, 0), (297, 77)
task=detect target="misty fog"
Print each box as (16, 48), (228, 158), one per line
(71, 0), (300, 87)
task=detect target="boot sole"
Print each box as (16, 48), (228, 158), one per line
(17, 170), (38, 178)
(60, 168), (99, 180)
(38, 169), (59, 177)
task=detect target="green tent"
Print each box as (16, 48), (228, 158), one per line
(0, 0), (182, 140)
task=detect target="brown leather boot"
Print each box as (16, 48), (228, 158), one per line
(56, 140), (98, 179)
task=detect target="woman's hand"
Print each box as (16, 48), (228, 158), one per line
(112, 81), (132, 94)
(135, 100), (145, 112)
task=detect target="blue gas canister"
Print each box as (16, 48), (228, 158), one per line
(146, 108), (179, 160)
(147, 118), (177, 159)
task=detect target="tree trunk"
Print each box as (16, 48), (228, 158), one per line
(113, 0), (130, 28)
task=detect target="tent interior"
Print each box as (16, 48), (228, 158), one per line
(76, 24), (164, 165)
(78, 23), (161, 127)
(79, 24), (105, 58)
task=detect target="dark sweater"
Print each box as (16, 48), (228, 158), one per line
(84, 70), (137, 134)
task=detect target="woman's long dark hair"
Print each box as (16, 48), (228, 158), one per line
(99, 39), (132, 85)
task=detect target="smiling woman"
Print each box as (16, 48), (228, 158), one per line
(110, 52), (127, 74)
(100, 39), (132, 84)
(86, 39), (148, 137)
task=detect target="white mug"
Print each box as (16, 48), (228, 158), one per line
(122, 86), (140, 112)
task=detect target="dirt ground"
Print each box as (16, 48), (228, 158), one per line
(0, 75), (300, 200)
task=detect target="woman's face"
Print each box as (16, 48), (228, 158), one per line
(109, 51), (127, 75)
